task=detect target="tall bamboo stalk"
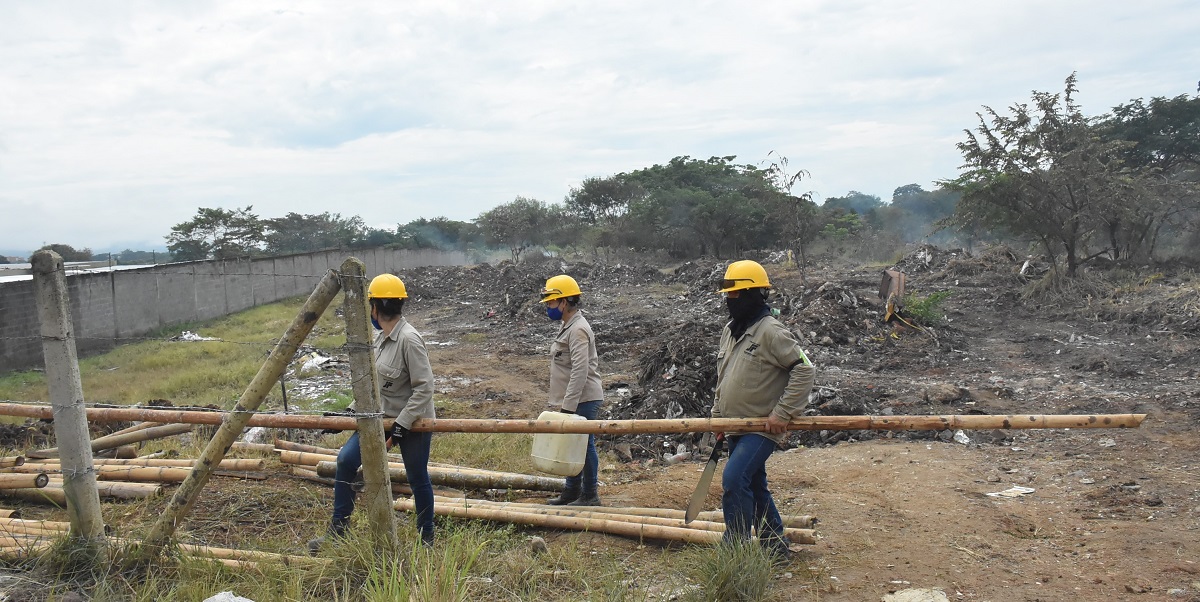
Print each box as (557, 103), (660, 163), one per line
(142, 269), (343, 554)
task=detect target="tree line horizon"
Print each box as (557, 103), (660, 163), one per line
(19, 76), (1199, 278)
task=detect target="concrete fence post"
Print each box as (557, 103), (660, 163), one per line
(31, 250), (106, 540)
(340, 258), (400, 549)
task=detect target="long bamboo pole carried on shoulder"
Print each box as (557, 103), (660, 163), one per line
(408, 414), (1147, 434)
(0, 404), (1148, 433)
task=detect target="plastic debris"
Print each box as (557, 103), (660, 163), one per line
(985, 486), (1036, 498)
(202, 593), (256, 602)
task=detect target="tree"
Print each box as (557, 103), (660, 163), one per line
(763, 152), (820, 268)
(621, 156), (780, 257)
(946, 74), (1136, 276)
(1095, 94), (1200, 260)
(475, 196), (548, 262)
(166, 206), (265, 261)
(35, 244), (93, 262)
(565, 176), (643, 224)
(263, 212), (366, 254)
(395, 217), (476, 251)
(881, 184), (961, 244)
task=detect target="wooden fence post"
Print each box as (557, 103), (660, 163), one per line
(141, 269), (342, 555)
(340, 258), (399, 549)
(31, 250), (105, 541)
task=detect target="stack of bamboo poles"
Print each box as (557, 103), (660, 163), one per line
(0, 422), (268, 506)
(272, 439), (565, 493)
(0, 516), (329, 569)
(392, 495), (820, 545)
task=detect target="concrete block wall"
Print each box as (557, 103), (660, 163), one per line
(0, 280), (39, 371)
(0, 247), (470, 373)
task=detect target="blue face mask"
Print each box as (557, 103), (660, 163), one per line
(546, 305), (563, 321)
(371, 317), (382, 330)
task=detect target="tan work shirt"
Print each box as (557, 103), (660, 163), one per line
(374, 317), (436, 429)
(548, 311), (604, 412)
(711, 315), (815, 444)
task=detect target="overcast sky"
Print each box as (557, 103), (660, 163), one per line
(1, 1), (1196, 255)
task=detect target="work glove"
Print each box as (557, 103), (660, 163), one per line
(558, 407), (575, 415)
(387, 421), (408, 448)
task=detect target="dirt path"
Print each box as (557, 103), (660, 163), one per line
(369, 253), (1200, 600)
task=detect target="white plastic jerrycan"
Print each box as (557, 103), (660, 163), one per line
(530, 410), (588, 476)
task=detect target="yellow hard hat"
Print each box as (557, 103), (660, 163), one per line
(540, 274), (581, 303)
(717, 260), (771, 293)
(368, 273), (408, 299)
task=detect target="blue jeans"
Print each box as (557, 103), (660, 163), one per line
(333, 430), (435, 541)
(721, 433), (785, 544)
(565, 400), (601, 493)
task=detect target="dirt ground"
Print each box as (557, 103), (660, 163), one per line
(11, 246), (1198, 601)
(401, 248), (1200, 601)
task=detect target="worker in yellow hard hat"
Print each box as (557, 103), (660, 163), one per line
(539, 274), (605, 506)
(712, 260), (815, 562)
(310, 273), (436, 552)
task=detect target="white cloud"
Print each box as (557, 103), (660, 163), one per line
(1, 0), (1196, 252)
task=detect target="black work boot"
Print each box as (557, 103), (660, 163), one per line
(761, 537), (792, 565)
(568, 490), (601, 507)
(307, 519), (348, 555)
(546, 487), (580, 506)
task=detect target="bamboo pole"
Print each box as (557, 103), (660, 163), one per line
(106, 445), (139, 459)
(409, 414), (1149, 434)
(428, 497), (817, 544)
(0, 523), (67, 537)
(340, 258), (399, 550)
(0, 509), (20, 519)
(393, 498), (722, 544)
(27, 421), (164, 459)
(10, 464), (192, 482)
(142, 269), (344, 554)
(314, 460), (565, 492)
(429, 496), (817, 529)
(0, 457), (25, 468)
(1, 517), (70, 531)
(278, 448), (499, 476)
(32, 250), (104, 541)
(0, 541), (53, 559)
(0, 486), (66, 505)
(277, 450), (338, 466)
(91, 423), (194, 452)
(274, 439), (341, 455)
(290, 466), (464, 498)
(230, 442), (276, 454)
(43, 480), (163, 500)
(281, 450), (535, 478)
(24, 458), (264, 471)
(0, 404), (1149, 434)
(0, 473), (48, 489)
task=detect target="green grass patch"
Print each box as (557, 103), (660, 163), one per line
(902, 290), (954, 324)
(0, 294), (349, 410)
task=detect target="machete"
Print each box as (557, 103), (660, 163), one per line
(684, 435), (723, 523)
